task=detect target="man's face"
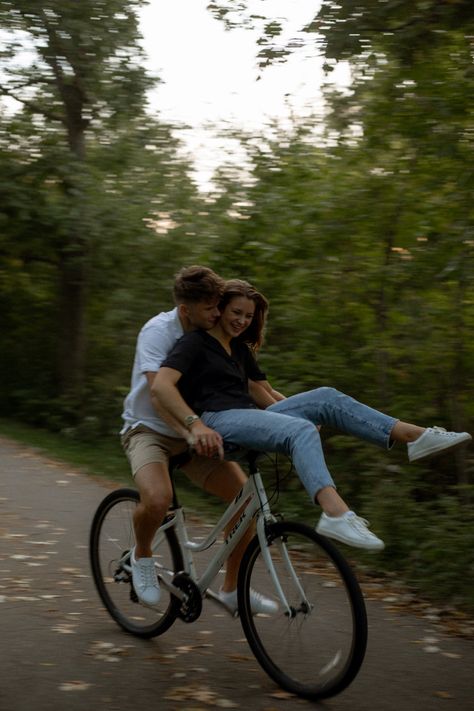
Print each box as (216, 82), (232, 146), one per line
(183, 299), (221, 331)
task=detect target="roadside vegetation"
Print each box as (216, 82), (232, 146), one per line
(1, 1), (473, 614)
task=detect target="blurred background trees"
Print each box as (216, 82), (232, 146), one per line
(1, 1), (473, 608)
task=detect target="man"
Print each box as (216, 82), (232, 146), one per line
(121, 265), (275, 614)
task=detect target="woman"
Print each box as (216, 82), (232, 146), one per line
(152, 279), (471, 552)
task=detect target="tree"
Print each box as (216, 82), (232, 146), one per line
(0, 0), (153, 398)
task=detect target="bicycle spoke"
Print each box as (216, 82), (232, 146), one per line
(90, 489), (182, 638)
(238, 521), (367, 700)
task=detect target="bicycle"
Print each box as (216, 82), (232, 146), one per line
(89, 448), (368, 700)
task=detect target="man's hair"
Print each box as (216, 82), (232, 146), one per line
(173, 265), (225, 305)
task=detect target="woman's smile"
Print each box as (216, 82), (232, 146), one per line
(220, 296), (255, 339)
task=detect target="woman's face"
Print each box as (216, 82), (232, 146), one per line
(220, 296), (255, 338)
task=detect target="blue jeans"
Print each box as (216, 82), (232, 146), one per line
(202, 387), (397, 502)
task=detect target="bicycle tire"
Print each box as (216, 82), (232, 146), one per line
(89, 488), (183, 638)
(237, 520), (367, 700)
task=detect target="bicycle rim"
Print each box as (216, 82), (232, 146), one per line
(89, 488), (182, 638)
(238, 521), (367, 700)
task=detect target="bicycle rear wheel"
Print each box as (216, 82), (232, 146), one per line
(238, 520), (367, 700)
(89, 488), (183, 638)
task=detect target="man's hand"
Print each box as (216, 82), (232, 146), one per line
(188, 420), (224, 459)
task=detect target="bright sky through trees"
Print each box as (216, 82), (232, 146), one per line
(139, 0), (349, 189)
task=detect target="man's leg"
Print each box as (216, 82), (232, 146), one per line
(133, 462), (173, 558)
(201, 461), (252, 593)
(122, 427), (186, 605)
(184, 458), (278, 614)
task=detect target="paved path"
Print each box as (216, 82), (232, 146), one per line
(0, 436), (473, 710)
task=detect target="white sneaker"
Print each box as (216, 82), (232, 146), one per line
(407, 427), (472, 462)
(218, 587), (279, 615)
(316, 512), (385, 551)
(130, 548), (161, 605)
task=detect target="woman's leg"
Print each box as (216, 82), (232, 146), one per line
(203, 408), (335, 502)
(267, 387), (471, 460)
(203, 408), (384, 550)
(267, 387), (398, 449)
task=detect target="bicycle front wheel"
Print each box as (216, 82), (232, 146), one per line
(89, 488), (183, 638)
(238, 521), (367, 700)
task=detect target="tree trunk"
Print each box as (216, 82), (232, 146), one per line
(57, 248), (88, 399)
(56, 81), (90, 400)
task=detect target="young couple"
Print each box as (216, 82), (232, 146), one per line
(121, 266), (471, 610)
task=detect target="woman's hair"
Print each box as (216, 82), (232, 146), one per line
(173, 265), (224, 304)
(220, 279), (269, 351)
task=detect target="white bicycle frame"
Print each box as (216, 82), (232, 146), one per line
(152, 467), (307, 616)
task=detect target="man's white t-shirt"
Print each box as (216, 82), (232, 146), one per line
(121, 308), (184, 437)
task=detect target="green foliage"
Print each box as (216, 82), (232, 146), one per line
(363, 478), (474, 612)
(1, 1), (474, 611)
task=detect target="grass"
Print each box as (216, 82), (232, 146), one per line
(0, 418), (131, 482)
(0, 418), (226, 517)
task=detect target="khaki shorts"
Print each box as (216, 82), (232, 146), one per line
(121, 424), (222, 488)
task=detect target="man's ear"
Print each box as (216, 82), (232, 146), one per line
(178, 303), (189, 319)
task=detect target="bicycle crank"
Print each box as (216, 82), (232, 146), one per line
(172, 572), (203, 623)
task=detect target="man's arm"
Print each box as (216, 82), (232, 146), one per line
(145, 372), (189, 439)
(152, 367), (224, 458)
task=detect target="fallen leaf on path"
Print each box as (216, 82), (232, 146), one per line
(226, 653), (254, 662)
(215, 700), (238, 708)
(87, 640), (132, 662)
(268, 690), (296, 699)
(59, 681), (91, 692)
(52, 623), (77, 634)
(435, 691), (454, 699)
(164, 685), (216, 703)
(176, 643), (214, 654)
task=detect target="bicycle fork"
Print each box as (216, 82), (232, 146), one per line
(256, 515), (312, 618)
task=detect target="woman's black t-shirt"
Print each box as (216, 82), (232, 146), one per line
(161, 329), (266, 414)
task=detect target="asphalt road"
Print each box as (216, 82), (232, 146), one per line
(1, 435), (473, 711)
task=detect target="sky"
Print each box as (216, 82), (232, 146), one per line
(0, 1), (349, 191)
(138, 0), (348, 189)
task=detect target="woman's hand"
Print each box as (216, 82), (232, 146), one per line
(188, 420), (224, 459)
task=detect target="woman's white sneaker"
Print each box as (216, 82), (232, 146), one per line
(218, 587), (279, 615)
(316, 512), (385, 551)
(408, 427), (472, 462)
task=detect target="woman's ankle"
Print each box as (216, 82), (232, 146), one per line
(391, 421), (425, 443)
(315, 486), (350, 517)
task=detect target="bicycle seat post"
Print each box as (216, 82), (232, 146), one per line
(246, 450), (260, 476)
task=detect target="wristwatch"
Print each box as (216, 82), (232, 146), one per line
(184, 414), (201, 430)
